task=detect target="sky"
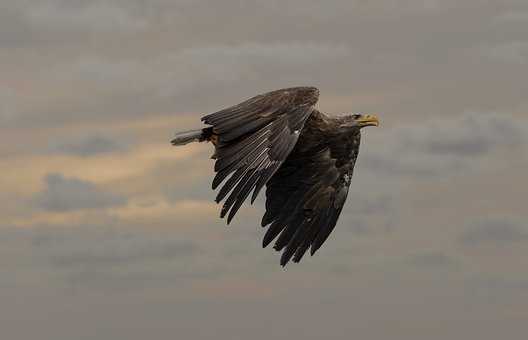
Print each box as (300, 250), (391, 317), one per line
(1, 1), (528, 339)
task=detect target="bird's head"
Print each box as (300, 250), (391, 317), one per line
(340, 114), (380, 129)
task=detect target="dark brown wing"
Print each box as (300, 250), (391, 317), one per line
(262, 135), (360, 266)
(201, 87), (319, 224)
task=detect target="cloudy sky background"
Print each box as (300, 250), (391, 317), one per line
(1, 1), (528, 339)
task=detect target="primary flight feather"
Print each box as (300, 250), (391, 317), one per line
(171, 87), (379, 266)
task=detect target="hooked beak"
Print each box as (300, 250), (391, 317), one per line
(357, 114), (380, 127)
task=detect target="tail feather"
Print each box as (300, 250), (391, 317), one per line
(171, 128), (209, 146)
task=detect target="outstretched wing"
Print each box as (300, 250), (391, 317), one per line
(262, 141), (359, 266)
(201, 87), (319, 224)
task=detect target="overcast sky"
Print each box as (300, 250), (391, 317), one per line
(1, 1), (528, 339)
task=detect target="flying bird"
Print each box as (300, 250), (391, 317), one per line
(171, 87), (379, 266)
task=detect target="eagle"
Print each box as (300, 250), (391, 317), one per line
(171, 87), (379, 266)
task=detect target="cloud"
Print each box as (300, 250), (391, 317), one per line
(406, 251), (458, 268)
(32, 173), (127, 212)
(460, 218), (528, 246)
(9, 42), (352, 128)
(0, 1), (148, 48)
(464, 275), (528, 302)
(26, 1), (148, 33)
(420, 112), (524, 156)
(50, 134), (127, 157)
(2, 1), (528, 338)
(362, 112), (527, 178)
(347, 195), (393, 215)
(339, 194), (397, 234)
(482, 41), (528, 64)
(0, 222), (206, 291)
(0, 85), (19, 122)
(30, 224), (199, 268)
(85, 42), (350, 99)
(4, 0), (528, 131)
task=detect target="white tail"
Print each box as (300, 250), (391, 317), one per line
(171, 129), (204, 146)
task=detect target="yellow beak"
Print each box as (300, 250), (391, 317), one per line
(357, 114), (380, 127)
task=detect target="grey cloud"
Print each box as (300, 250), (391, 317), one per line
(0, 86), (18, 122)
(460, 218), (528, 246)
(339, 194), (397, 234)
(347, 195), (393, 215)
(482, 41), (528, 64)
(0, 223), (204, 291)
(3, 0), (528, 131)
(32, 173), (127, 212)
(420, 112), (524, 156)
(2, 1), (528, 338)
(464, 276), (528, 303)
(50, 239), (197, 268)
(495, 10), (528, 23)
(30, 225), (199, 268)
(150, 42), (351, 109)
(0, 3), (30, 46)
(342, 217), (371, 235)
(406, 251), (458, 268)
(26, 1), (148, 33)
(363, 112), (527, 178)
(50, 134), (127, 157)
(0, 1), (147, 46)
(403, 112), (524, 156)
(470, 277), (528, 293)
(12, 42), (352, 128)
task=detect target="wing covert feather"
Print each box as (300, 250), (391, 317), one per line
(201, 87), (319, 224)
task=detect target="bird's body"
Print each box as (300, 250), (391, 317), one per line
(171, 87), (379, 266)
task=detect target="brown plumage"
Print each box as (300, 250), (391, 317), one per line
(171, 87), (379, 266)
